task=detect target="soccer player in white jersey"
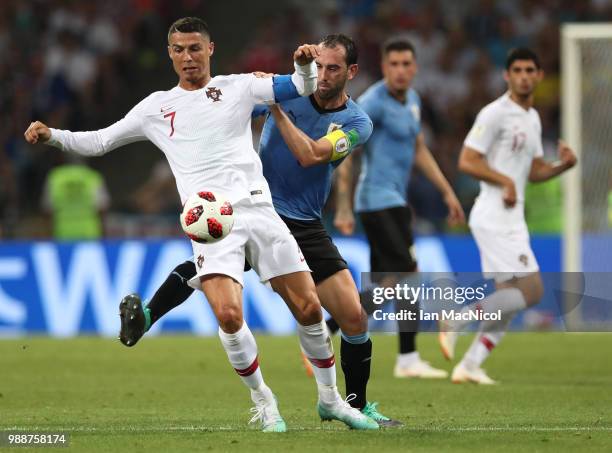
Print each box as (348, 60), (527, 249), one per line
(24, 17), (376, 432)
(438, 48), (577, 384)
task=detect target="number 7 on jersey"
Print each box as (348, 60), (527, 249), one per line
(164, 111), (176, 137)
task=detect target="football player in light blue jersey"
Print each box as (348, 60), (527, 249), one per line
(117, 34), (400, 429)
(251, 34), (400, 427)
(256, 87), (370, 222)
(332, 38), (465, 379)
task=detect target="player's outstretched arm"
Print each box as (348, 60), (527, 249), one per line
(528, 140), (577, 182)
(414, 133), (465, 225)
(459, 145), (517, 208)
(24, 102), (147, 155)
(268, 104), (336, 166)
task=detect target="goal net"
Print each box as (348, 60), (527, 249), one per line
(562, 24), (612, 273)
(561, 24), (612, 331)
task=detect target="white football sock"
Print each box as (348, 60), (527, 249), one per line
(454, 287), (527, 331)
(250, 383), (274, 405)
(462, 310), (516, 369)
(218, 322), (264, 390)
(462, 330), (505, 369)
(397, 351), (420, 368)
(297, 320), (338, 402)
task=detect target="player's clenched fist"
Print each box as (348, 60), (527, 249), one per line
(24, 121), (51, 144)
(334, 209), (355, 235)
(558, 139), (577, 169)
(293, 44), (320, 65)
(502, 179), (517, 208)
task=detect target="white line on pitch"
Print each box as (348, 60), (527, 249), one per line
(3, 426), (611, 433)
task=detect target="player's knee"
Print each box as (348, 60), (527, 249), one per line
(338, 306), (367, 336)
(216, 306), (243, 333)
(176, 260), (197, 281)
(525, 283), (544, 306)
(521, 274), (545, 306)
(295, 294), (323, 325)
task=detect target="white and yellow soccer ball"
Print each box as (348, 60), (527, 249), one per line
(180, 191), (234, 243)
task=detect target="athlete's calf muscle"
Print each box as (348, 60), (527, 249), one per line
(316, 269), (366, 336)
(270, 271), (323, 325)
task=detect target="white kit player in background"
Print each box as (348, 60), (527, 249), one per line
(438, 48), (577, 385)
(24, 17), (377, 432)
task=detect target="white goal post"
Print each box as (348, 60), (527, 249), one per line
(561, 23), (612, 273)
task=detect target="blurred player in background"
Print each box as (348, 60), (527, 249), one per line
(119, 34), (403, 428)
(439, 48), (577, 384)
(332, 38), (465, 379)
(41, 153), (110, 240)
(24, 17), (371, 433)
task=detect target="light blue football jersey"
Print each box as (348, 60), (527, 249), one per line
(256, 96), (372, 220)
(354, 80), (422, 212)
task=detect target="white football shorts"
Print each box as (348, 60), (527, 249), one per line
(471, 224), (539, 283)
(187, 197), (310, 289)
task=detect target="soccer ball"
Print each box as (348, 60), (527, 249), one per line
(180, 191), (234, 243)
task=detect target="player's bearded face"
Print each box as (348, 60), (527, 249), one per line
(382, 50), (417, 92)
(315, 46), (352, 100)
(505, 60), (542, 97)
(168, 32), (214, 88)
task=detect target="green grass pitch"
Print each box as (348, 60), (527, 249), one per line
(1, 333), (611, 452)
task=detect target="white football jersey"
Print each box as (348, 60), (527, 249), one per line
(49, 74), (277, 204)
(464, 92), (544, 229)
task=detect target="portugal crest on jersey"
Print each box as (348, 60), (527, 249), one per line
(206, 87), (223, 102)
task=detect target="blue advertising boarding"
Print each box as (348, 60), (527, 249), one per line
(0, 235), (562, 336)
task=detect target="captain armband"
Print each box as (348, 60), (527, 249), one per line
(325, 129), (360, 162)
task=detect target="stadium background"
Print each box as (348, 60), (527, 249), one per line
(1, 0), (611, 336)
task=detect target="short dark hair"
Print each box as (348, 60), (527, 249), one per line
(505, 47), (540, 70)
(381, 38), (416, 58)
(167, 17), (211, 42)
(320, 34), (358, 66)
